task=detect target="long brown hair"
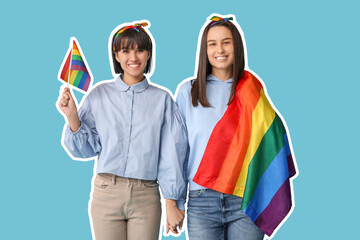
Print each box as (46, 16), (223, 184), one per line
(191, 21), (245, 107)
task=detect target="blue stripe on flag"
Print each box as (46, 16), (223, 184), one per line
(243, 134), (290, 222)
(71, 60), (86, 68)
(78, 72), (88, 90)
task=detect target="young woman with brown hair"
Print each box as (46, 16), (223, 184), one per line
(176, 15), (265, 240)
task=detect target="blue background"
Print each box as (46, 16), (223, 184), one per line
(1, 0), (359, 239)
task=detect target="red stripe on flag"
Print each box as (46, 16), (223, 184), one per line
(60, 51), (71, 82)
(213, 73), (264, 194)
(73, 40), (79, 51)
(193, 71), (262, 192)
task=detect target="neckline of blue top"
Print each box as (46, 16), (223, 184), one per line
(114, 74), (149, 93)
(207, 74), (233, 83)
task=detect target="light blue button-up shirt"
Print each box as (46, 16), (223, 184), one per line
(63, 75), (188, 209)
(176, 74), (232, 207)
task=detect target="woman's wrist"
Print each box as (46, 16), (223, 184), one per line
(68, 115), (81, 132)
(166, 199), (177, 208)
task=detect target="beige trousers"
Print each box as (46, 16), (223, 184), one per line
(90, 173), (161, 240)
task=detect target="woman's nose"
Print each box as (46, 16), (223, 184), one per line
(129, 50), (137, 60)
(216, 45), (224, 53)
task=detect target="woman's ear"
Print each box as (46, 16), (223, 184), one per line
(147, 51), (150, 60)
(114, 52), (120, 63)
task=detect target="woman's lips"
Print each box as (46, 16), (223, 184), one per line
(215, 56), (228, 61)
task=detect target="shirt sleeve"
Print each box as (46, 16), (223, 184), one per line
(175, 83), (188, 122)
(174, 83), (190, 210)
(157, 94), (188, 210)
(62, 91), (102, 159)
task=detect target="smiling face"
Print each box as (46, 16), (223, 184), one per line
(206, 26), (234, 77)
(115, 42), (150, 81)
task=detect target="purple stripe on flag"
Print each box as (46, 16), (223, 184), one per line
(78, 72), (88, 90)
(287, 155), (296, 177)
(82, 75), (91, 92)
(254, 180), (292, 236)
(71, 64), (88, 73)
(283, 134), (296, 178)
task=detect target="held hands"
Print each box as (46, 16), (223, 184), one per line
(57, 87), (80, 132)
(165, 199), (185, 235)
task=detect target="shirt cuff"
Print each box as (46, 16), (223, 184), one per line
(176, 199), (186, 211)
(66, 122), (83, 134)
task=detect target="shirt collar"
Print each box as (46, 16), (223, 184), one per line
(114, 74), (149, 93)
(207, 74), (233, 83)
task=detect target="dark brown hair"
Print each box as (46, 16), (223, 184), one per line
(111, 28), (152, 74)
(191, 21), (245, 107)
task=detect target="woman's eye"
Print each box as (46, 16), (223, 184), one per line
(223, 41), (230, 45)
(122, 50), (129, 53)
(209, 43), (215, 47)
(137, 49), (144, 53)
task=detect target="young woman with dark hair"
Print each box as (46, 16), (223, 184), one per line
(176, 16), (265, 239)
(58, 21), (187, 240)
(190, 18), (245, 107)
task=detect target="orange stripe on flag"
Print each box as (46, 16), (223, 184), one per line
(73, 41), (79, 51)
(64, 68), (69, 83)
(212, 74), (263, 194)
(233, 89), (276, 196)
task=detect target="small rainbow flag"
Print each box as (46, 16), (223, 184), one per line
(193, 70), (297, 237)
(58, 37), (92, 93)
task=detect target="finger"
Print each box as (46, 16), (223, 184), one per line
(61, 95), (69, 102)
(66, 88), (75, 101)
(64, 87), (72, 96)
(63, 87), (75, 103)
(58, 100), (63, 109)
(173, 228), (179, 234)
(171, 226), (178, 234)
(60, 98), (69, 107)
(166, 223), (169, 234)
(62, 91), (70, 101)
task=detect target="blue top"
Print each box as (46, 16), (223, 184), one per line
(176, 74), (233, 207)
(63, 75), (188, 210)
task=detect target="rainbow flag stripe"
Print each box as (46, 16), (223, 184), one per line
(59, 51), (71, 83)
(59, 39), (92, 92)
(193, 70), (296, 236)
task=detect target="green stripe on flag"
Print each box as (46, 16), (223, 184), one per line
(241, 114), (286, 210)
(72, 55), (83, 61)
(73, 71), (84, 87)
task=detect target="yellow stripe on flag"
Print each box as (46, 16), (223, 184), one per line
(72, 49), (81, 56)
(233, 89), (275, 196)
(69, 70), (79, 85)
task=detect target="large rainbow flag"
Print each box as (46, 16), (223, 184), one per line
(193, 70), (297, 237)
(58, 37), (92, 93)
